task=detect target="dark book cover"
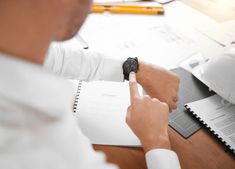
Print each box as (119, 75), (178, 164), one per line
(169, 67), (215, 138)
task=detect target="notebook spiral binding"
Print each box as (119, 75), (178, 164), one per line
(185, 105), (235, 154)
(73, 81), (83, 113)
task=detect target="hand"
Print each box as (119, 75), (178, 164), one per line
(136, 61), (180, 110)
(126, 72), (171, 153)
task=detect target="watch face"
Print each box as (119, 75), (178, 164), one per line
(124, 59), (138, 73)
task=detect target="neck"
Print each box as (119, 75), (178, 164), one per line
(0, 2), (52, 65)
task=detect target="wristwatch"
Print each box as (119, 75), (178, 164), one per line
(122, 57), (139, 80)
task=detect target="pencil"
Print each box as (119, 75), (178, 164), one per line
(91, 4), (165, 15)
(93, 4), (164, 9)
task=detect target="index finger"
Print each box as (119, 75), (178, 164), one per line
(129, 72), (140, 102)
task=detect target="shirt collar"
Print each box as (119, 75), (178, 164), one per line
(0, 53), (74, 118)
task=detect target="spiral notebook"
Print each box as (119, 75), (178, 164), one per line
(71, 80), (141, 146)
(185, 94), (235, 154)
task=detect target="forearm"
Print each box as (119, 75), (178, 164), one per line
(44, 42), (124, 82)
(142, 133), (181, 169)
(142, 135), (171, 153)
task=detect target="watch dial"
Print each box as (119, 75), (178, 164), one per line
(124, 60), (138, 74)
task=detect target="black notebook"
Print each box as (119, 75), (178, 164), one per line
(169, 67), (215, 138)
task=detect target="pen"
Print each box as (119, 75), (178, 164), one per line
(91, 4), (164, 15)
(76, 35), (89, 49)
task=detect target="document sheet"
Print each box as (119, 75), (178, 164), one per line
(186, 95), (235, 152)
(80, 1), (223, 69)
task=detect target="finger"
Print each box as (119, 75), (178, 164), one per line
(126, 106), (131, 124)
(173, 96), (178, 102)
(127, 105), (131, 112)
(129, 72), (140, 103)
(161, 102), (170, 112)
(170, 102), (177, 110)
(152, 98), (160, 102)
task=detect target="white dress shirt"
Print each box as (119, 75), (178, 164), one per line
(44, 43), (124, 82)
(0, 43), (181, 169)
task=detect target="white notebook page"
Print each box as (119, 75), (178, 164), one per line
(73, 81), (142, 146)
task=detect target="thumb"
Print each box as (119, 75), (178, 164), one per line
(126, 106), (131, 124)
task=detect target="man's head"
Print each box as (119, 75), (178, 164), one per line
(0, 0), (92, 63)
(46, 0), (93, 41)
(51, 0), (93, 41)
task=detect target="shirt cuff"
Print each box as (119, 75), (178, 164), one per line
(102, 58), (125, 82)
(145, 149), (181, 169)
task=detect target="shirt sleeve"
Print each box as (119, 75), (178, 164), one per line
(43, 43), (124, 82)
(145, 149), (181, 169)
(0, 91), (119, 169)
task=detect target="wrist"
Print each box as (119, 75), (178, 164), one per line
(136, 61), (156, 86)
(142, 135), (171, 153)
(136, 61), (148, 84)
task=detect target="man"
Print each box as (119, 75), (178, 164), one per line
(0, 0), (180, 169)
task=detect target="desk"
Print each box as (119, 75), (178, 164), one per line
(182, 0), (235, 22)
(93, 1), (235, 169)
(94, 127), (235, 169)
